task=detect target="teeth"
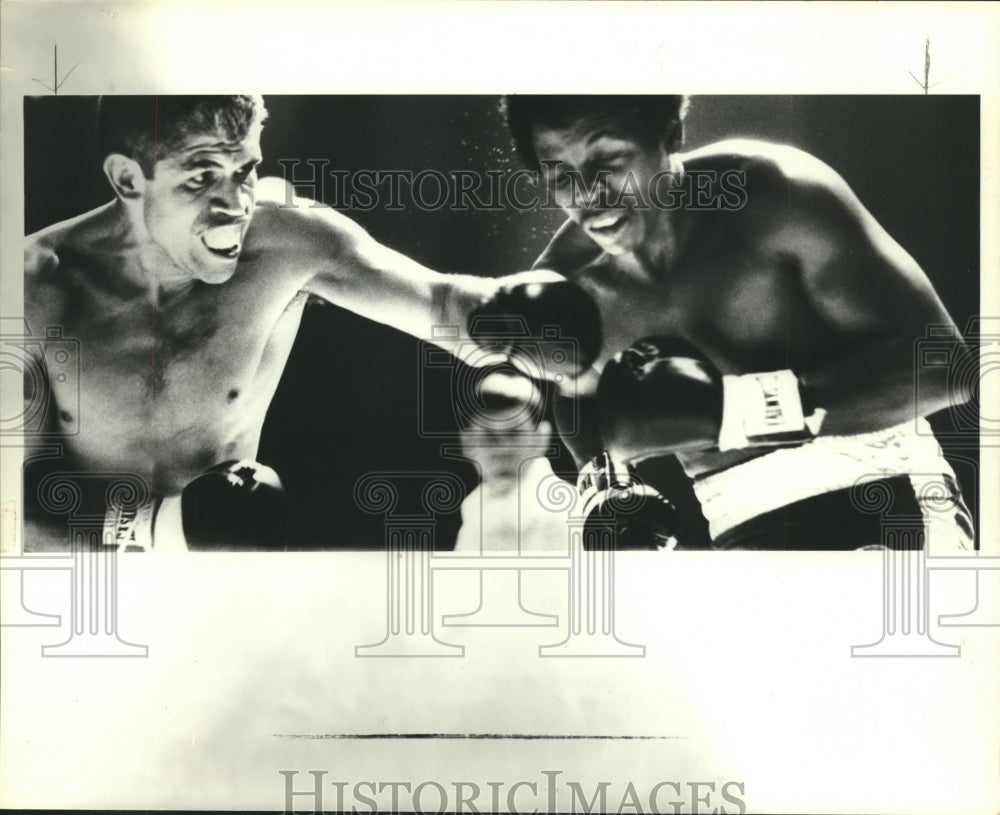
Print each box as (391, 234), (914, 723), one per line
(203, 225), (242, 252)
(588, 213), (622, 230)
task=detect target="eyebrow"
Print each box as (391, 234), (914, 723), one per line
(585, 133), (634, 151)
(585, 130), (613, 145)
(179, 154), (261, 172)
(180, 156), (223, 170)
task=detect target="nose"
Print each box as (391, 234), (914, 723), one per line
(210, 179), (251, 220)
(554, 168), (613, 214)
(574, 176), (616, 218)
(586, 168), (611, 195)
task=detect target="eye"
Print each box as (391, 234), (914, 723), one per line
(546, 168), (572, 189)
(237, 163), (259, 184)
(594, 153), (628, 170)
(184, 170), (214, 191)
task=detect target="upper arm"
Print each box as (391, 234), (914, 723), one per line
(23, 241), (59, 433)
(256, 180), (494, 342)
(756, 149), (955, 338)
(24, 239), (59, 316)
(254, 177), (401, 299)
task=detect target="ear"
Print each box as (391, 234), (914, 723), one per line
(665, 119), (685, 154)
(102, 154), (146, 200)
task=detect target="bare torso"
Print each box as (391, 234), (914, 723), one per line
(540, 141), (935, 477)
(26, 198), (316, 494)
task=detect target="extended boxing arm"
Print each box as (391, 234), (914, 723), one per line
(285, 188), (602, 379)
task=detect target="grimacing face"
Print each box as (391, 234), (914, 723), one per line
(532, 111), (673, 256)
(141, 126), (262, 283)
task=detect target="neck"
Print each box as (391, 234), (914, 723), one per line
(114, 201), (196, 302)
(633, 154), (687, 279)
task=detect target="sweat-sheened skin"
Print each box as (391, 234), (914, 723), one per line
(23, 101), (545, 549)
(527, 110), (963, 476)
(508, 99), (972, 550)
(22, 96), (971, 551)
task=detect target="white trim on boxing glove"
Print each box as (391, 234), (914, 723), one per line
(152, 495), (188, 552)
(102, 500), (156, 552)
(101, 495), (188, 552)
(718, 370), (827, 451)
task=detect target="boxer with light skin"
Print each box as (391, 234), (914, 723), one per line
(500, 95), (975, 550)
(23, 96), (596, 551)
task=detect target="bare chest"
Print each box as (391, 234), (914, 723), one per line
(48, 279), (308, 488)
(573, 243), (817, 375)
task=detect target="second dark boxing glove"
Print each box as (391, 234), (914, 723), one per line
(597, 336), (827, 463)
(467, 275), (603, 382)
(577, 452), (678, 550)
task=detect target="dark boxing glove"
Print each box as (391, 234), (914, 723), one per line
(467, 276), (602, 381)
(180, 460), (289, 551)
(577, 452), (678, 550)
(103, 460), (289, 551)
(597, 337), (826, 463)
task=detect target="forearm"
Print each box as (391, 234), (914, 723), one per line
(596, 333), (963, 465)
(800, 334), (962, 436)
(314, 235), (570, 351)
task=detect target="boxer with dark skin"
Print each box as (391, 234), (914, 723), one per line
(501, 95), (974, 550)
(23, 96), (577, 551)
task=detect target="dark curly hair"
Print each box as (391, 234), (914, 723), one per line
(499, 95), (690, 171)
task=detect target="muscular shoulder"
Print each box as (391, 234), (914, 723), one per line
(24, 214), (95, 325)
(683, 139), (853, 207)
(685, 140), (869, 256)
(26, 205), (106, 275)
(249, 176), (368, 260)
(683, 139), (835, 180)
(25, 232), (61, 283)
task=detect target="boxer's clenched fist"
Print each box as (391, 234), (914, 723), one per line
(577, 453), (678, 550)
(467, 275), (602, 381)
(598, 336), (825, 463)
(179, 460), (289, 551)
(104, 460), (289, 552)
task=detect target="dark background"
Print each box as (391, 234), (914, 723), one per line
(24, 96), (981, 548)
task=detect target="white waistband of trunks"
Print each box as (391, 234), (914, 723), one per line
(692, 418), (957, 540)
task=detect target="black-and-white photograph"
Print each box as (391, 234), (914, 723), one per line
(18, 93), (982, 554)
(1, 3), (997, 814)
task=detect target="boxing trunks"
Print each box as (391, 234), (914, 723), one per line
(690, 418), (974, 551)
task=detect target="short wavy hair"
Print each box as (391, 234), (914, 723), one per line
(97, 95), (268, 177)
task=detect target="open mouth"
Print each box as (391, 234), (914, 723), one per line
(583, 211), (626, 236)
(202, 224), (243, 260)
